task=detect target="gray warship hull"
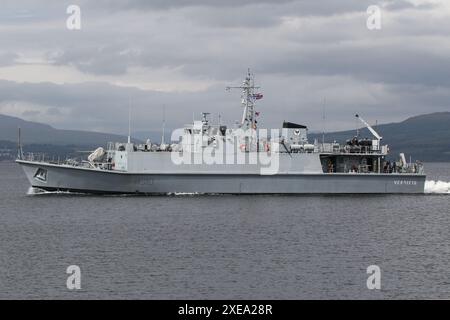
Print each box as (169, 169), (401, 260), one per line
(15, 72), (429, 195)
(18, 160), (426, 194)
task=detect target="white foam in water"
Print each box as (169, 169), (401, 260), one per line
(424, 180), (450, 194)
(26, 187), (82, 196)
(27, 187), (45, 195)
(169, 192), (202, 196)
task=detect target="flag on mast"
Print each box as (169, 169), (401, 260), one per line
(252, 93), (263, 100)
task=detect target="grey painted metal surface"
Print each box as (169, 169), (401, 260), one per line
(18, 160), (426, 194)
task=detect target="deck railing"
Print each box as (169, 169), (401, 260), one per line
(318, 143), (388, 155)
(20, 151), (424, 174)
(21, 153), (82, 166)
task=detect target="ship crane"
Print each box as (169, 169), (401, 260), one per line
(355, 114), (383, 155)
(355, 114), (384, 173)
(355, 114), (382, 141)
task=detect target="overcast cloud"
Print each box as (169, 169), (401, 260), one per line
(0, 0), (449, 135)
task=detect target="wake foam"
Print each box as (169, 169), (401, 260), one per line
(167, 192), (202, 196)
(26, 187), (82, 196)
(27, 187), (46, 195)
(424, 180), (450, 194)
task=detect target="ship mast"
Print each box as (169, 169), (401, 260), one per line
(17, 126), (23, 160)
(226, 69), (261, 130)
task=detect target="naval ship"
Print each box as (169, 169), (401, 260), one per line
(16, 71), (426, 194)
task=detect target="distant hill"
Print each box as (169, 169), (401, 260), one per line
(309, 112), (450, 162)
(0, 114), (137, 146)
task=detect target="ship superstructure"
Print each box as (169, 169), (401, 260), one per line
(16, 71), (426, 194)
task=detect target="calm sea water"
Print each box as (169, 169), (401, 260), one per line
(0, 161), (449, 299)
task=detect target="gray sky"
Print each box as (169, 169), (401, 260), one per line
(0, 0), (449, 134)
